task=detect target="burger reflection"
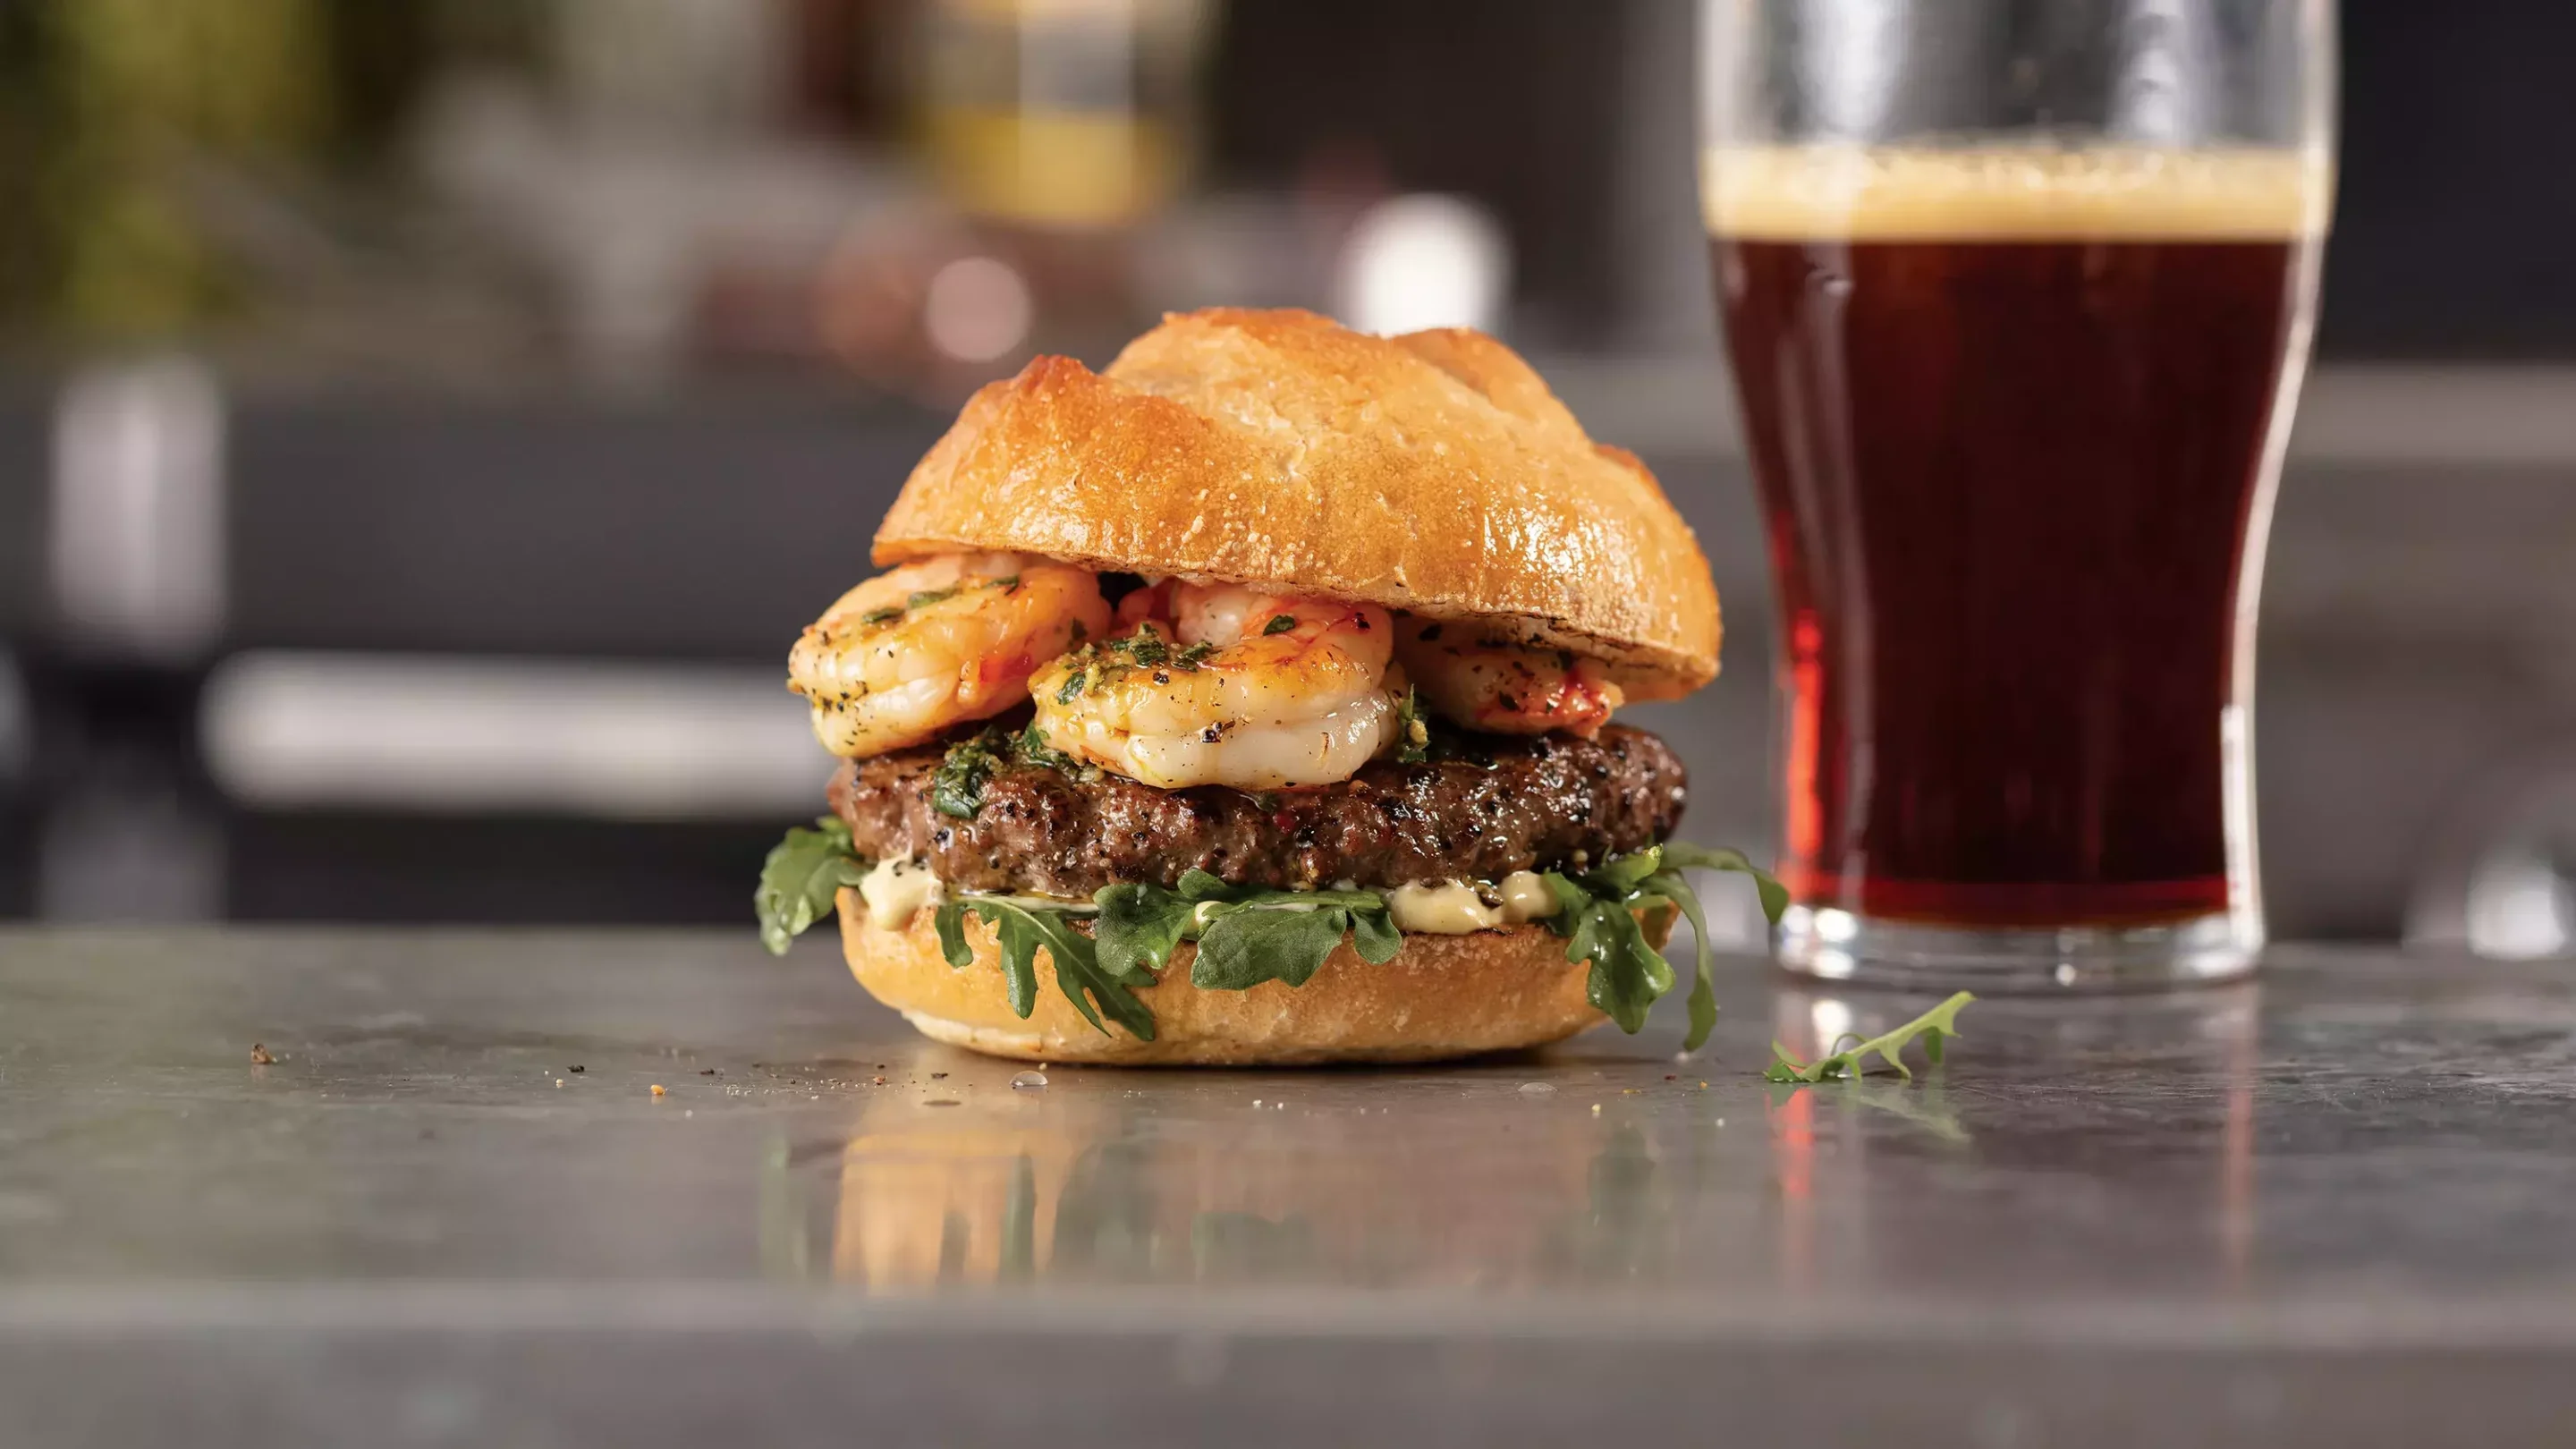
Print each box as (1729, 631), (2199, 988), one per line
(790, 1060), (1709, 1292)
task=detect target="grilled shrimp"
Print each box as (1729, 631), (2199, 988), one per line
(1031, 584), (1397, 789)
(1394, 617), (1623, 737)
(790, 553), (1108, 758)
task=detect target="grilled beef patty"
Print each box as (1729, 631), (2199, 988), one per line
(829, 724), (1687, 897)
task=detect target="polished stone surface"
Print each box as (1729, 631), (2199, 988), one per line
(7, 928), (2576, 1445)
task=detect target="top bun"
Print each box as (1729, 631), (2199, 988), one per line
(872, 308), (1721, 697)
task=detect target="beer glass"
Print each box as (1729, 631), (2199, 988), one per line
(1702, 0), (2334, 987)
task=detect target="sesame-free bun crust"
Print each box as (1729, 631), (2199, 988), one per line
(872, 308), (1721, 699)
(836, 888), (1674, 1065)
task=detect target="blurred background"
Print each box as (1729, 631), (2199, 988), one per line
(0, 1), (2570, 953)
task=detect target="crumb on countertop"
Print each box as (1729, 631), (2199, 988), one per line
(250, 1044), (276, 1065)
(650, 1084), (666, 1097)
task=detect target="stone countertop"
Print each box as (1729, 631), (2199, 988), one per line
(6, 928), (2576, 1446)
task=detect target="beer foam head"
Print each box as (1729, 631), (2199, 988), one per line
(1704, 146), (2330, 242)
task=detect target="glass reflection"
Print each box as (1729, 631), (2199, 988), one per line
(1767, 979), (2262, 1293)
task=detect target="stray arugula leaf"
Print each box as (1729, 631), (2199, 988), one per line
(858, 606), (904, 626)
(1173, 640), (1217, 672)
(936, 895), (1157, 1040)
(1392, 685), (1430, 764)
(1766, 991), (1975, 1083)
(993, 574), (1021, 592)
(907, 586), (961, 609)
(755, 816), (869, 954)
(1262, 614), (1297, 635)
(1055, 669), (1087, 704)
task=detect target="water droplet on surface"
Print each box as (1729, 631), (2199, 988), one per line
(1011, 1071), (1049, 1090)
(1517, 1081), (1555, 1097)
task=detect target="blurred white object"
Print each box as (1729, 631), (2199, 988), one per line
(48, 360), (227, 661)
(923, 256), (1036, 363)
(203, 653), (831, 820)
(2409, 749), (2576, 960)
(1334, 194), (1511, 336)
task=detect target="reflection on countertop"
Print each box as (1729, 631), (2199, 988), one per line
(18, 928), (2576, 1440)
(24, 926), (2576, 1309)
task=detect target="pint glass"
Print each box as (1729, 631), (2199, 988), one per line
(1703, 1), (2334, 986)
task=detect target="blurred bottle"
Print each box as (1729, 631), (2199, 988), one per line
(915, 0), (1212, 232)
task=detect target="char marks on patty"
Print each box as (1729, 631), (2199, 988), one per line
(829, 724), (1688, 898)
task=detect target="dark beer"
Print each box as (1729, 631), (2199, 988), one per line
(1711, 150), (2323, 928)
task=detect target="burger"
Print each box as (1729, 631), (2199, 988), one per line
(755, 308), (1781, 1064)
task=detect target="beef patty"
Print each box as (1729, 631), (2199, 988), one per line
(830, 725), (1688, 897)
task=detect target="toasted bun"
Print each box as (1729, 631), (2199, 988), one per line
(836, 888), (1673, 1065)
(873, 308), (1720, 699)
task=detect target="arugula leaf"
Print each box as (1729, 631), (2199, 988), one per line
(1176, 868), (1241, 902)
(1646, 868), (1721, 1053)
(1766, 991), (1975, 1083)
(1657, 841), (1792, 923)
(945, 895), (1157, 1041)
(1540, 843), (1791, 1051)
(1093, 880), (1194, 979)
(1192, 906), (1351, 990)
(1262, 614), (1298, 635)
(1096, 873), (1404, 991)
(756, 816), (869, 954)
(933, 897), (973, 967)
(1560, 895), (1673, 1033)
(1348, 906), (1403, 963)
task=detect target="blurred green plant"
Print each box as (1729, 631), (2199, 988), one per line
(0, 0), (537, 346)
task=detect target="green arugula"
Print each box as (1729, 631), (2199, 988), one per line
(754, 812), (1795, 1056)
(1766, 991), (1975, 1082)
(755, 815), (870, 955)
(1540, 842), (1789, 1052)
(1262, 614), (1298, 635)
(1094, 869), (1402, 992)
(933, 895), (1157, 1040)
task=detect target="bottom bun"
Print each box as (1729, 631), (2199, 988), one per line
(835, 888), (1672, 1066)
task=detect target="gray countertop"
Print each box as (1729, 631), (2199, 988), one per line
(8, 929), (2576, 1445)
